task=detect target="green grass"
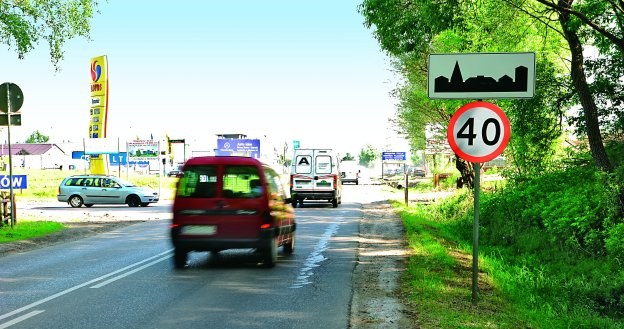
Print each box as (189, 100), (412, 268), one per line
(389, 185), (624, 329)
(0, 220), (65, 243)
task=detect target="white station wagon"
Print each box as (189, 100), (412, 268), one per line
(57, 175), (159, 208)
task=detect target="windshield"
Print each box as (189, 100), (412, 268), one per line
(116, 178), (136, 187)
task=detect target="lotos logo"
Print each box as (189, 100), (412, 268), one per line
(91, 60), (102, 82)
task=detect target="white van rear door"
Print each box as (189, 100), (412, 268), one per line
(292, 151), (314, 192)
(313, 154), (334, 191)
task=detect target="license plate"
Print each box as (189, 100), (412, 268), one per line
(182, 225), (217, 235)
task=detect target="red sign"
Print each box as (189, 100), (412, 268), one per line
(447, 101), (511, 163)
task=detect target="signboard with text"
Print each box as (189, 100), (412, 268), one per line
(0, 175), (27, 189)
(216, 139), (261, 158)
(447, 101), (511, 163)
(128, 140), (159, 160)
(382, 152), (406, 161)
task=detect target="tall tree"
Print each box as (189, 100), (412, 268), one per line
(0, 0), (100, 70)
(359, 0), (568, 187)
(504, 0), (624, 171)
(358, 144), (379, 168)
(25, 130), (49, 143)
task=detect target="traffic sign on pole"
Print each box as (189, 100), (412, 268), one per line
(447, 101), (511, 305)
(447, 101), (511, 163)
(0, 82), (23, 113)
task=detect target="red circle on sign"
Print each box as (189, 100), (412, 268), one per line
(447, 101), (510, 163)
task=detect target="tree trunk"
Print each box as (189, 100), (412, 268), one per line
(558, 1), (613, 172)
(456, 157), (474, 189)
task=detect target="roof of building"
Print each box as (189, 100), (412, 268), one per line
(0, 143), (66, 156)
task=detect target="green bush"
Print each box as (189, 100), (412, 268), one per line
(480, 166), (621, 255)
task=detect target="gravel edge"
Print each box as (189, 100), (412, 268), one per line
(350, 200), (419, 328)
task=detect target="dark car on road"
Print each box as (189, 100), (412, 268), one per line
(170, 156), (296, 268)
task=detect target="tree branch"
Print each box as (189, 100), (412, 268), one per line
(535, 0), (624, 52)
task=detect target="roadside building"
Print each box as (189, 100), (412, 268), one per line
(0, 143), (67, 170)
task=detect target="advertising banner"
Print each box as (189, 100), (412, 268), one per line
(128, 140), (159, 160)
(215, 139), (260, 158)
(89, 55), (109, 174)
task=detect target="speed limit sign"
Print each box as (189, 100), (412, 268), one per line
(447, 101), (511, 163)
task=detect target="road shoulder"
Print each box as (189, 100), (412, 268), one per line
(350, 200), (419, 328)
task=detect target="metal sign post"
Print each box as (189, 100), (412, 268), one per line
(472, 162), (480, 305)
(0, 82), (24, 228)
(447, 101), (510, 305)
(6, 85), (13, 227)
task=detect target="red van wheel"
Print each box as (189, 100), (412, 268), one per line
(263, 237), (278, 267)
(284, 234), (295, 254)
(174, 248), (188, 269)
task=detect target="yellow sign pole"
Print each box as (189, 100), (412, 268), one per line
(89, 55), (109, 175)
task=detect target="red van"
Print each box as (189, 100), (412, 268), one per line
(170, 156), (296, 268)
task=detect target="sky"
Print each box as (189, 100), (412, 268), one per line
(0, 1), (404, 157)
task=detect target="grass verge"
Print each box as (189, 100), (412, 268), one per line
(0, 221), (65, 243)
(392, 189), (624, 328)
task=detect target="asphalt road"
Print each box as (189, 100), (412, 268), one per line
(0, 185), (387, 329)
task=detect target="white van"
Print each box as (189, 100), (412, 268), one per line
(340, 160), (360, 185)
(290, 149), (342, 208)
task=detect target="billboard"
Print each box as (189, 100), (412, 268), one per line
(216, 139), (260, 158)
(128, 140), (159, 160)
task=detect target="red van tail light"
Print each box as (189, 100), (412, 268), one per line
(260, 223), (271, 229)
(333, 174), (338, 186)
(290, 175), (294, 189)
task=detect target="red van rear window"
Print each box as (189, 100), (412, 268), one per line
(176, 165), (218, 198)
(223, 165), (262, 198)
(176, 164), (262, 199)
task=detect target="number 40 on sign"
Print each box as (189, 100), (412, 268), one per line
(447, 101), (511, 163)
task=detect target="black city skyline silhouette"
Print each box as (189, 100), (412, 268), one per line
(434, 61), (528, 93)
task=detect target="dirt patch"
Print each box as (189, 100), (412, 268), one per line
(350, 200), (419, 328)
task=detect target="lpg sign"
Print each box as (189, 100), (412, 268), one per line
(0, 175), (27, 189)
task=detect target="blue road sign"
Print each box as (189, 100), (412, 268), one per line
(72, 151), (148, 166)
(0, 175), (27, 189)
(382, 152), (406, 161)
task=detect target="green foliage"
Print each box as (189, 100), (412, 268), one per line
(500, 59), (570, 179)
(358, 144), (378, 168)
(397, 165), (624, 326)
(359, 0), (570, 181)
(341, 153), (355, 161)
(25, 130), (49, 143)
(0, 0), (100, 69)
(0, 221), (64, 242)
(481, 166), (622, 255)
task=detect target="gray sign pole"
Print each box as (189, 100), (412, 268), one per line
(5, 86), (14, 228)
(472, 162), (480, 305)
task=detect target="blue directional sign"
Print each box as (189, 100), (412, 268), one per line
(382, 152), (407, 161)
(72, 151), (148, 166)
(216, 139), (261, 158)
(0, 175), (27, 189)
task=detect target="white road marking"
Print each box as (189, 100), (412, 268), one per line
(0, 249), (172, 323)
(290, 220), (343, 288)
(90, 254), (172, 288)
(0, 310), (45, 329)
